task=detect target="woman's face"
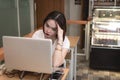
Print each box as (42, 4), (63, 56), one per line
(44, 19), (57, 39)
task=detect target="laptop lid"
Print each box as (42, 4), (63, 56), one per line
(3, 36), (53, 74)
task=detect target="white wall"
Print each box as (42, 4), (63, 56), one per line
(29, 0), (35, 32)
(65, 0), (82, 36)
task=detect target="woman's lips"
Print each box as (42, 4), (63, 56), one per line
(45, 33), (50, 38)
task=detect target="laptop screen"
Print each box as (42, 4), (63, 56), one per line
(3, 36), (53, 74)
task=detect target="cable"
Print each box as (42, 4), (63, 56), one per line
(4, 70), (19, 78)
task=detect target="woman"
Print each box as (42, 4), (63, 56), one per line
(32, 11), (70, 67)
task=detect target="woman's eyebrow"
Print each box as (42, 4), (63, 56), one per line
(46, 23), (49, 27)
(46, 22), (56, 28)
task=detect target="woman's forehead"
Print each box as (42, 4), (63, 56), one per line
(46, 19), (57, 28)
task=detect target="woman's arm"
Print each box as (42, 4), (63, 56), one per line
(53, 24), (69, 67)
(53, 45), (69, 67)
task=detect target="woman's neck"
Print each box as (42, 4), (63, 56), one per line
(52, 37), (57, 44)
(45, 37), (57, 44)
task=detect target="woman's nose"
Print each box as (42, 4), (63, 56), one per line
(47, 28), (52, 32)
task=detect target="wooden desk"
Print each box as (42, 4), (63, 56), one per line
(0, 34), (79, 80)
(0, 48), (4, 61)
(67, 36), (79, 80)
(0, 68), (69, 80)
(68, 36), (79, 48)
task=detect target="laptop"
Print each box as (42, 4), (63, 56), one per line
(2, 36), (53, 74)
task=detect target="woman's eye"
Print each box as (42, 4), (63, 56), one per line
(52, 28), (57, 31)
(46, 24), (49, 28)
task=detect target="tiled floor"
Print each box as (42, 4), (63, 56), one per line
(76, 56), (120, 80)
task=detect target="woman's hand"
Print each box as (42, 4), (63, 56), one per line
(57, 24), (63, 42)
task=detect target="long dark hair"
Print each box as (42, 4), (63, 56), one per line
(43, 11), (67, 40)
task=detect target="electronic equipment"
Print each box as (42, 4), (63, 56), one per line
(3, 36), (53, 74)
